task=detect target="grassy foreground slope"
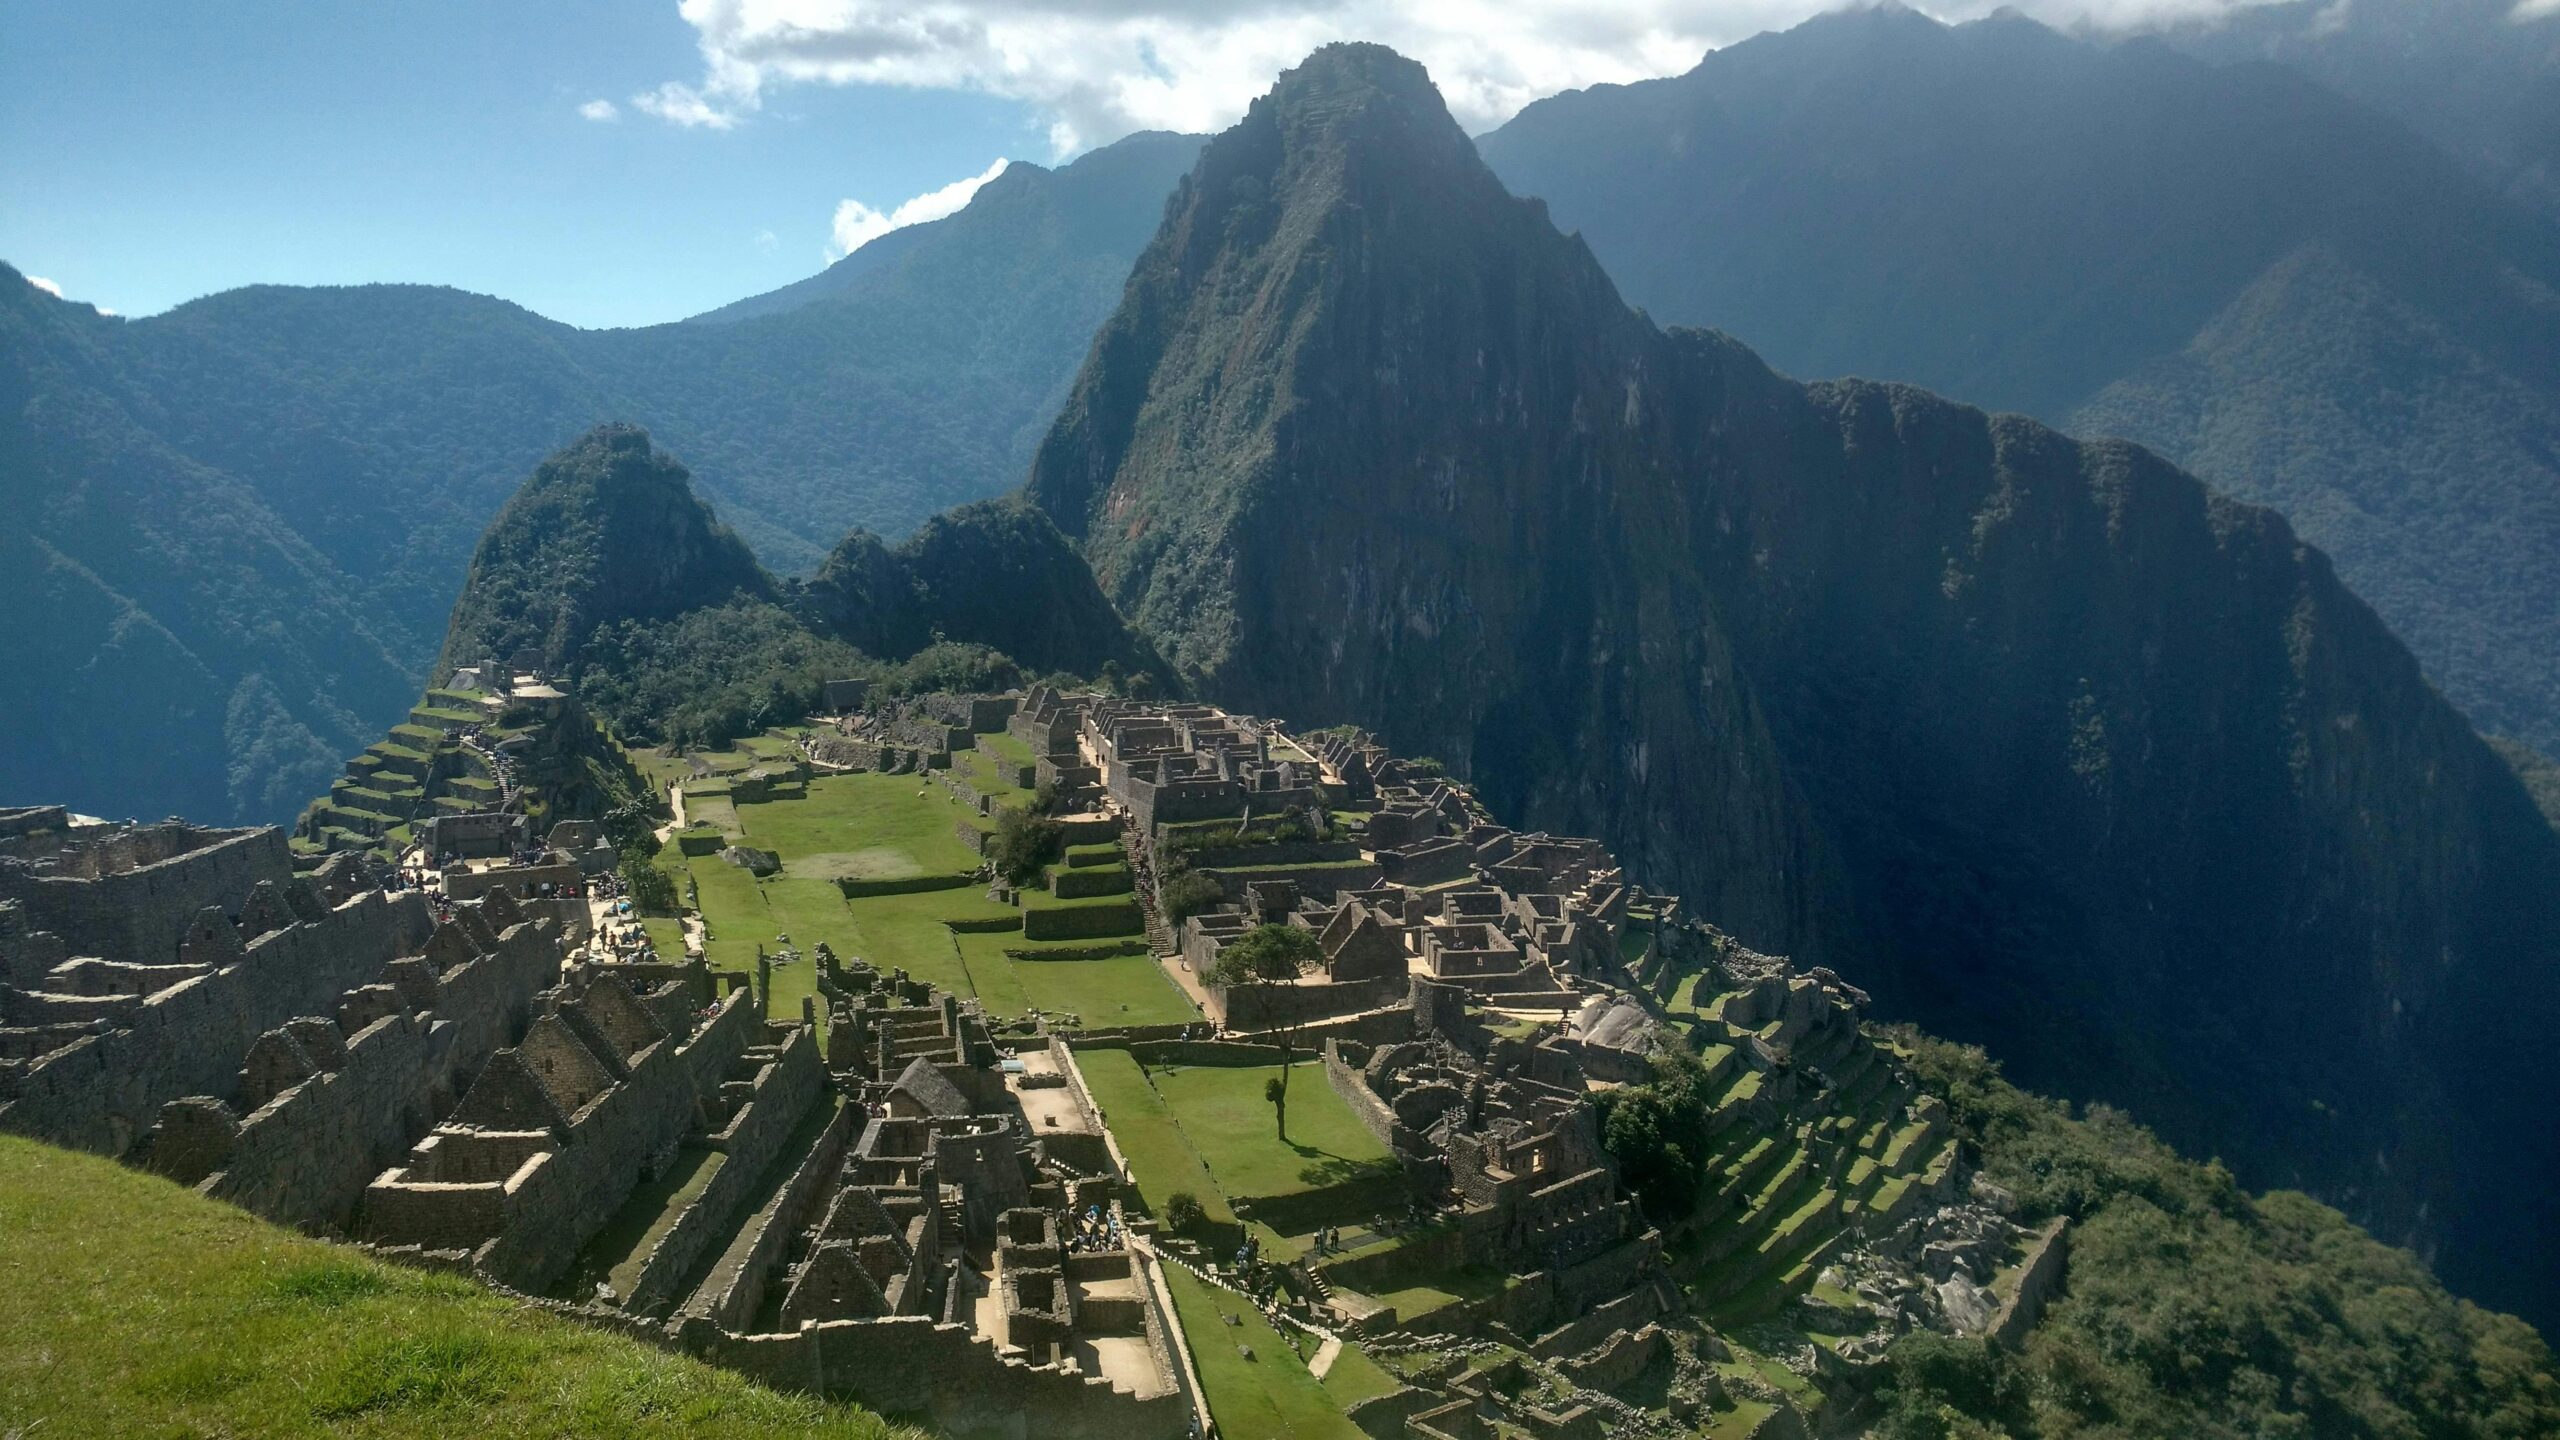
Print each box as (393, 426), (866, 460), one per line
(0, 1135), (918, 1440)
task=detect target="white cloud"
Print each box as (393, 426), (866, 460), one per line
(633, 80), (744, 128)
(756, 228), (781, 250)
(827, 156), (1011, 260)
(2514, 0), (2560, 20)
(25, 274), (62, 297)
(635, 1), (2305, 151)
(579, 98), (621, 121)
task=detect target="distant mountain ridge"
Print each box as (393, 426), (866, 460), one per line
(0, 129), (1201, 825)
(2135, 0), (2560, 223)
(1476, 5), (2560, 755)
(1027, 40), (2560, 1331)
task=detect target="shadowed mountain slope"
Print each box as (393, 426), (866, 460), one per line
(1027, 41), (2560, 1329)
(1477, 6), (2560, 755)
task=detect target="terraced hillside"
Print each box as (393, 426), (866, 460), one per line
(296, 687), (644, 862)
(1650, 968), (1956, 1328)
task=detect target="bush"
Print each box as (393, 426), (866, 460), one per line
(621, 856), (679, 917)
(1591, 1048), (1717, 1219)
(1162, 1191), (1206, 1234)
(1159, 870), (1227, 927)
(988, 805), (1065, 886)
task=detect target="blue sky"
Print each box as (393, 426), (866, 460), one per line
(0, 1), (1041, 327)
(1, 0), (2264, 329)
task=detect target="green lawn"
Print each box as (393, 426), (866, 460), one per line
(950, 747), (1034, 801)
(1147, 1062), (1396, 1203)
(842, 888), (1020, 1001)
(1009, 953), (1198, 1028)
(1075, 1049), (1232, 1227)
(977, 731), (1038, 767)
(680, 778), (1193, 1029)
(639, 917), (689, 958)
(0, 1136), (915, 1440)
(1318, 1343), (1401, 1410)
(1163, 1264), (1364, 1440)
(737, 772), (982, 879)
(1318, 1232), (1512, 1321)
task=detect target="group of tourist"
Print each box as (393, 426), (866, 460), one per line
(1071, 1203), (1123, 1253)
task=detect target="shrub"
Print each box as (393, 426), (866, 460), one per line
(988, 805), (1066, 886)
(621, 856), (680, 917)
(1159, 870), (1227, 926)
(1162, 1191), (1206, 1234)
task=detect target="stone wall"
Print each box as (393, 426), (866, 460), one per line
(1, 889), (433, 1156)
(1195, 860), (1384, 903)
(623, 1028), (828, 1315)
(1325, 1040), (1400, 1151)
(1021, 899), (1143, 941)
(1990, 1218), (2068, 1348)
(1, 824), (288, 964)
(692, 1099), (859, 1331)
(1215, 972), (1405, 1032)
(690, 1314), (1188, 1440)
(195, 916), (562, 1230)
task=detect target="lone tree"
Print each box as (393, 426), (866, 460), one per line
(987, 803), (1065, 887)
(1206, 923), (1324, 1139)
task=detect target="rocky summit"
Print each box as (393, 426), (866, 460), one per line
(1028, 42), (2560, 1329)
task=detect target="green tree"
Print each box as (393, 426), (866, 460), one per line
(1591, 1048), (1716, 1218)
(1158, 869), (1227, 927)
(1207, 924), (1325, 1137)
(620, 855), (679, 917)
(987, 804), (1066, 887)
(1163, 1190), (1206, 1234)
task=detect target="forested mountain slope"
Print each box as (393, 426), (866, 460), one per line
(0, 131), (1200, 825)
(1477, 6), (2560, 755)
(1027, 41), (2560, 1331)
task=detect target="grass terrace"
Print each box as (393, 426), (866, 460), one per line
(1317, 1230), (1515, 1321)
(1075, 1053), (1403, 1254)
(669, 766), (1189, 1031)
(1147, 1061), (1396, 1207)
(1162, 1263), (1365, 1439)
(0, 1135), (915, 1440)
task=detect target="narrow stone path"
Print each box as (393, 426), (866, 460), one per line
(1308, 1335), (1342, 1380)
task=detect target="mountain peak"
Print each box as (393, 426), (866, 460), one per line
(435, 424), (769, 678)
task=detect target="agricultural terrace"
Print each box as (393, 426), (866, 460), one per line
(1161, 1263), (1395, 1440)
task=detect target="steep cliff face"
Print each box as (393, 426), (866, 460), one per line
(1027, 44), (2560, 1326)
(435, 424), (770, 678)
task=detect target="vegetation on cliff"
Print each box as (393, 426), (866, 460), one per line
(1878, 1034), (2560, 1439)
(436, 423), (770, 679)
(0, 129), (1202, 826)
(423, 427), (1158, 761)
